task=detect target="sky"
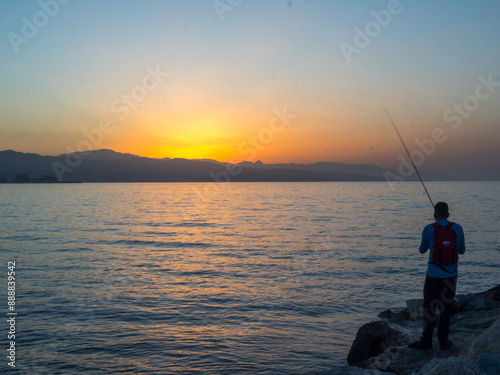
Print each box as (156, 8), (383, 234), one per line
(1, 0), (499, 179)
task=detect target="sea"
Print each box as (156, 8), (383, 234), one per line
(1, 181), (499, 375)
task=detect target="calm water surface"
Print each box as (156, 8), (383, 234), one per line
(1, 182), (499, 374)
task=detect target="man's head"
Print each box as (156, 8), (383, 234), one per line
(434, 201), (450, 220)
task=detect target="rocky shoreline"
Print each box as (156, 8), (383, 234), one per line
(343, 285), (500, 375)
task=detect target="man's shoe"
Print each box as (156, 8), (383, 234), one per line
(409, 339), (433, 350)
(440, 340), (453, 351)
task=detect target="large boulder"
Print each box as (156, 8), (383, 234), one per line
(475, 285), (500, 302)
(456, 295), (500, 312)
(347, 321), (415, 365)
(466, 316), (500, 362)
(477, 353), (500, 375)
(378, 308), (411, 322)
(406, 299), (424, 320)
(328, 366), (395, 374)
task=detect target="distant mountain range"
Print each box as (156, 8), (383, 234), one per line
(0, 149), (395, 183)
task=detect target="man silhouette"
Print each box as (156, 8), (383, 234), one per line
(409, 202), (466, 351)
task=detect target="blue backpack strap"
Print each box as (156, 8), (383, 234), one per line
(431, 223), (441, 263)
(447, 222), (458, 263)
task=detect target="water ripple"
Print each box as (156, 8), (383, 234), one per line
(1, 182), (498, 374)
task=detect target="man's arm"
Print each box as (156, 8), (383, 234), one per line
(419, 225), (432, 254)
(453, 223), (466, 254)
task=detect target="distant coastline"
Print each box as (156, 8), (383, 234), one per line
(0, 149), (395, 184)
(0, 181), (82, 184)
(0, 173), (81, 184)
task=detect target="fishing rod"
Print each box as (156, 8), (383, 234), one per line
(383, 107), (435, 208)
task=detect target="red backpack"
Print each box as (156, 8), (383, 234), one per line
(432, 222), (458, 265)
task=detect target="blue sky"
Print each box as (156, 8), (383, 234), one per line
(1, 0), (499, 179)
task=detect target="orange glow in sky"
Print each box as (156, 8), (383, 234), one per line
(1, 1), (499, 178)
